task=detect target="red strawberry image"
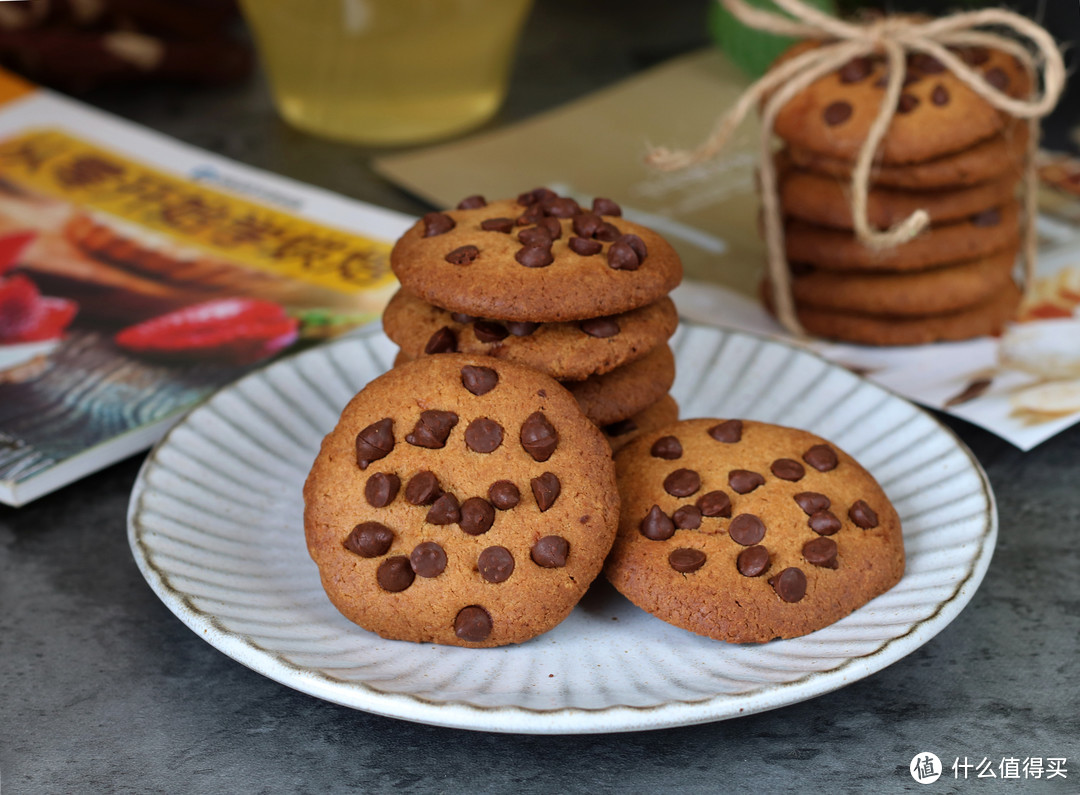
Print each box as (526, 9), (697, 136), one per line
(0, 232), (78, 345)
(0, 231), (36, 276)
(114, 298), (300, 365)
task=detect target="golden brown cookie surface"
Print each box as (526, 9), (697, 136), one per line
(605, 419), (904, 643)
(603, 394), (680, 453)
(303, 354), (620, 648)
(564, 344), (675, 426)
(390, 193), (683, 322)
(383, 288), (678, 382)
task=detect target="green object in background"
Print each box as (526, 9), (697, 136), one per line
(708, 0), (837, 78)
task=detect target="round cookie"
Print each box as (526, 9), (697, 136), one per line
(783, 122), (1029, 189)
(390, 192), (683, 322)
(303, 354), (620, 648)
(564, 344), (675, 426)
(776, 281), (1021, 346)
(605, 418), (904, 643)
(775, 245), (1018, 316)
(779, 167), (1018, 230)
(785, 200), (1019, 271)
(383, 288), (679, 381)
(772, 42), (1031, 165)
(603, 395), (680, 453)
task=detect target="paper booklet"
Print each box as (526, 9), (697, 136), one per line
(0, 69), (413, 506)
(375, 48), (1080, 452)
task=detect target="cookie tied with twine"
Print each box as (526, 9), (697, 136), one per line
(647, 0), (1066, 337)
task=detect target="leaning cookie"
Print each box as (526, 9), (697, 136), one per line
(303, 354), (620, 648)
(383, 288), (678, 381)
(603, 395), (680, 453)
(605, 418), (904, 643)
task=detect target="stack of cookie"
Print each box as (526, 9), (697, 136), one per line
(766, 43), (1031, 345)
(385, 188), (683, 450)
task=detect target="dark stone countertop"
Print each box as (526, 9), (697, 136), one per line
(2, 1), (1079, 791)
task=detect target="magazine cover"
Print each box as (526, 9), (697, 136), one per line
(0, 69), (413, 506)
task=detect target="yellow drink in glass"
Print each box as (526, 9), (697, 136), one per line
(241, 0), (533, 146)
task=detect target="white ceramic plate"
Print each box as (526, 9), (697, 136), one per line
(128, 323), (996, 734)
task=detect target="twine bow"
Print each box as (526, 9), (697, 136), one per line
(647, 0), (1066, 337)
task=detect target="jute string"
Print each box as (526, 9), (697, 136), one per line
(647, 0), (1066, 336)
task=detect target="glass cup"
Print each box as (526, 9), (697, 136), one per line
(240, 0), (534, 146)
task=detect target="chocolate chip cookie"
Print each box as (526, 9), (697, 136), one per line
(605, 418), (904, 643)
(383, 288), (678, 381)
(304, 354), (620, 647)
(390, 191), (683, 322)
(603, 394), (680, 453)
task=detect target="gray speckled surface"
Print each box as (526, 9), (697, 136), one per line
(2, 1), (1080, 792)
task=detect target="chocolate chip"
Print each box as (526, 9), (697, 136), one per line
(531, 472), (561, 512)
(518, 226), (553, 247)
(897, 93), (920, 114)
(957, 46), (990, 66)
(592, 197), (622, 216)
(505, 321), (539, 337)
(516, 245), (554, 268)
(931, 84), (950, 106)
(569, 236), (603, 256)
(480, 217), (514, 233)
(542, 197), (580, 218)
(531, 535), (569, 568)
(445, 245), (479, 265)
(520, 412), (558, 461)
(450, 312), (476, 323)
(803, 536), (838, 568)
(572, 212), (603, 238)
(697, 490), (732, 518)
(809, 510), (841, 536)
(650, 435), (683, 460)
(594, 222), (621, 242)
(539, 217), (562, 240)
(770, 567), (807, 602)
(516, 204), (544, 225)
(454, 605), (492, 642)
(849, 499), (879, 529)
(410, 541), (447, 577)
(618, 233), (647, 262)
(456, 194), (486, 210)
(823, 100), (853, 126)
(604, 418), (638, 437)
(461, 364), (498, 396)
(405, 470), (441, 505)
(426, 493), (461, 525)
(729, 469), (765, 494)
(518, 187), (556, 206)
(580, 317), (620, 337)
(669, 547), (706, 573)
(465, 418), (504, 453)
(971, 208), (1001, 227)
(376, 556), (415, 592)
(770, 458), (805, 482)
(607, 241), (640, 270)
(473, 320), (509, 343)
(365, 472), (400, 507)
(985, 66), (1010, 91)
(640, 505), (675, 540)
(664, 468), (701, 498)
(803, 444), (838, 472)
(355, 418), (394, 469)
(839, 56), (873, 83)
(794, 492), (830, 516)
(478, 546), (515, 583)
(729, 513), (766, 546)
(405, 409), (459, 448)
(424, 327), (457, 354)
(422, 212), (455, 237)
(488, 480), (520, 510)
(673, 505), (702, 530)
(737, 545), (770, 577)
(459, 497), (495, 535)
(909, 52), (945, 74)
(708, 419), (742, 443)
(344, 521), (394, 557)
